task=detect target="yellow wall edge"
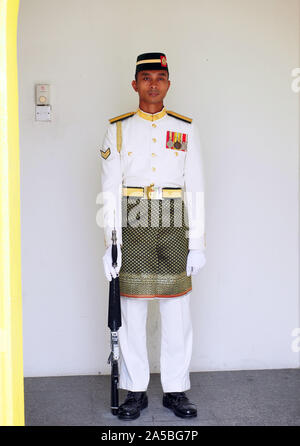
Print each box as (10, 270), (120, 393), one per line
(0, 0), (24, 426)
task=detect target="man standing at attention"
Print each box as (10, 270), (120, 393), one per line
(101, 52), (206, 421)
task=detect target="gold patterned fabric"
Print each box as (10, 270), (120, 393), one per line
(119, 196), (192, 299)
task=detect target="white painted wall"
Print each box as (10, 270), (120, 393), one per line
(18, 0), (300, 377)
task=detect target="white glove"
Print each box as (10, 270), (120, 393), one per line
(102, 243), (122, 281)
(186, 249), (206, 276)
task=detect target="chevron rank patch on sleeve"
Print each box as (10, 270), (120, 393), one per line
(100, 147), (111, 160)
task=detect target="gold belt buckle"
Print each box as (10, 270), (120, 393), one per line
(144, 183), (163, 199)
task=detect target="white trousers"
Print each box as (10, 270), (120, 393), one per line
(118, 293), (193, 393)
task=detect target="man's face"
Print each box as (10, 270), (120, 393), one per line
(132, 70), (170, 105)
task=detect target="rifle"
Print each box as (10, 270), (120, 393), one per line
(107, 221), (122, 415)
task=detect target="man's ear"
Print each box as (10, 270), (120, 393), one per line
(132, 80), (138, 92)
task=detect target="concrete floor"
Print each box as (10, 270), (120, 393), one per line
(24, 369), (300, 426)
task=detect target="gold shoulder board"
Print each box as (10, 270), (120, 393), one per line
(166, 110), (192, 124)
(109, 112), (135, 124)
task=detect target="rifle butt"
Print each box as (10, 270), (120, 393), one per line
(111, 361), (119, 415)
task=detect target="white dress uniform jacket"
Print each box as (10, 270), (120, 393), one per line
(100, 107), (205, 251)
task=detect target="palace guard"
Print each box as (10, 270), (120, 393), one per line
(101, 52), (206, 420)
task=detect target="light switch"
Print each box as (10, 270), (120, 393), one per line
(35, 105), (51, 121)
(36, 84), (50, 105)
(35, 84), (51, 121)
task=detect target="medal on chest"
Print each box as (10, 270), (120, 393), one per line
(166, 131), (188, 151)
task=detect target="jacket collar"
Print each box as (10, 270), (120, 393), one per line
(136, 106), (167, 122)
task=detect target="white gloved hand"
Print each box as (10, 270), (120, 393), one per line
(186, 249), (206, 276)
(102, 243), (122, 281)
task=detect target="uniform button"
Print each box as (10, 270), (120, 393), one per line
(152, 123), (157, 128)
(152, 167), (156, 172)
(152, 138), (157, 143)
(128, 152), (133, 156)
(152, 153), (157, 157)
(174, 152), (178, 156)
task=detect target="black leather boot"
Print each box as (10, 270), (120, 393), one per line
(117, 391), (148, 420)
(163, 392), (197, 418)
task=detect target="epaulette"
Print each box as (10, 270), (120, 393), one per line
(109, 112), (135, 124)
(166, 110), (192, 124)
